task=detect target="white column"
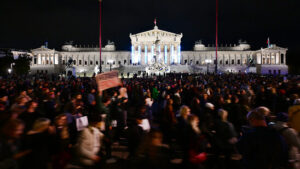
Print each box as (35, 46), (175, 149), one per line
(144, 45), (147, 65)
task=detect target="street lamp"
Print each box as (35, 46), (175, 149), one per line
(8, 69), (12, 74)
(205, 59), (212, 74)
(107, 59), (113, 71)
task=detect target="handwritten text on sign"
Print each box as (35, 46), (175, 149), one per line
(96, 71), (121, 92)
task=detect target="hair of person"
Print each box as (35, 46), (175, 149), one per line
(218, 109), (228, 119)
(179, 105), (190, 117)
(247, 108), (265, 121)
(32, 118), (51, 132)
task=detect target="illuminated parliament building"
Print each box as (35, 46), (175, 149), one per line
(23, 24), (288, 76)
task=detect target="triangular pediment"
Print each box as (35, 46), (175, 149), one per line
(262, 45), (287, 51)
(31, 46), (55, 52)
(131, 26), (181, 37)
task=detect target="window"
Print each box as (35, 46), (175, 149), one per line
(184, 60), (187, 64)
(73, 60), (76, 65)
(225, 60), (228, 65)
(34, 58), (37, 64)
(79, 60), (82, 65)
(281, 54), (284, 64)
(237, 59), (240, 64)
(130, 59), (132, 64)
(96, 61), (99, 65)
(220, 60), (222, 64)
(62, 60), (65, 65)
(190, 60), (193, 64)
(196, 61), (199, 65)
(118, 61), (121, 65)
(113, 61), (115, 65)
(124, 60), (127, 64)
(90, 61), (93, 65)
(232, 60), (234, 64)
(85, 61), (87, 65)
(46, 60), (49, 64)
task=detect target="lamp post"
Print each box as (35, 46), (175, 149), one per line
(107, 59), (113, 71)
(205, 59), (212, 74)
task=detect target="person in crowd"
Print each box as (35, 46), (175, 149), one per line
(214, 109), (239, 169)
(19, 100), (40, 133)
(288, 99), (300, 134)
(128, 114), (145, 157)
(52, 114), (71, 169)
(271, 112), (300, 169)
(0, 119), (26, 169)
(237, 108), (288, 169)
(75, 113), (104, 168)
(134, 130), (170, 169)
(21, 118), (55, 169)
(184, 114), (209, 169)
(161, 99), (177, 143)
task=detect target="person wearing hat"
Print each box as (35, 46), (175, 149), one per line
(288, 99), (300, 134)
(271, 112), (300, 169)
(237, 108), (288, 169)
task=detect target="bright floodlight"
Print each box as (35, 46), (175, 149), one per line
(205, 59), (212, 63)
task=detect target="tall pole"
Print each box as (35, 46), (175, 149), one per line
(215, 0), (218, 74)
(99, 0), (102, 73)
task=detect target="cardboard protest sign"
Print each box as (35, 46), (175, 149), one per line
(96, 71), (121, 92)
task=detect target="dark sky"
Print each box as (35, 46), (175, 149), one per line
(0, 0), (299, 53)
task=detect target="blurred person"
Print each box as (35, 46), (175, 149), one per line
(271, 112), (300, 169)
(214, 109), (240, 169)
(134, 130), (170, 169)
(237, 108), (288, 169)
(19, 100), (41, 133)
(0, 119), (28, 169)
(22, 118), (55, 169)
(288, 99), (300, 134)
(184, 115), (209, 169)
(75, 113), (104, 168)
(52, 114), (71, 169)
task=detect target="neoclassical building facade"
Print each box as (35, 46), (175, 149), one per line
(27, 25), (288, 76)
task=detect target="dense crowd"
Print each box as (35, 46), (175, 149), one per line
(0, 73), (300, 169)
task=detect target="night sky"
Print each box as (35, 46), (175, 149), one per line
(0, 0), (299, 57)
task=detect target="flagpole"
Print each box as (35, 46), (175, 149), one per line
(99, 0), (102, 73)
(215, 0), (218, 74)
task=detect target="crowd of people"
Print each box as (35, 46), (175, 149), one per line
(0, 73), (300, 169)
